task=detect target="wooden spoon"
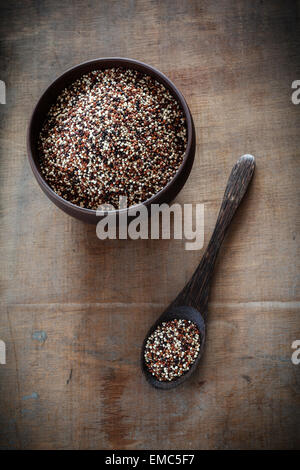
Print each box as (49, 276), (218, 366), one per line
(141, 154), (255, 389)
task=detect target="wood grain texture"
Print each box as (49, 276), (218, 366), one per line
(0, 0), (299, 449)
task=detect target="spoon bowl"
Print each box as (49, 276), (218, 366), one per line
(141, 306), (206, 389)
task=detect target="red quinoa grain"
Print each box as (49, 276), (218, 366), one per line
(38, 68), (187, 209)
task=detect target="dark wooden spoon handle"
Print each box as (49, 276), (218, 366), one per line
(172, 154), (255, 314)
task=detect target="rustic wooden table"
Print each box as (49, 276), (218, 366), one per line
(0, 0), (299, 450)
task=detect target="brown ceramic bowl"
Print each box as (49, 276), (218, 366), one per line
(27, 58), (195, 224)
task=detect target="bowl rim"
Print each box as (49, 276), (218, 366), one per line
(27, 57), (194, 216)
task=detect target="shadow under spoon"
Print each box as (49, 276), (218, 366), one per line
(141, 154), (256, 389)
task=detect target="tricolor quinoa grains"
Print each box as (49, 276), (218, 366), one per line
(38, 68), (187, 209)
(144, 319), (200, 382)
